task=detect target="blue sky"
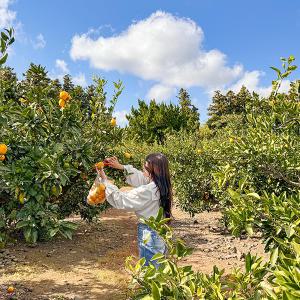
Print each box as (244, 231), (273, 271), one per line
(2, 0), (300, 125)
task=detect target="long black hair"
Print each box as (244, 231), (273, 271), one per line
(144, 153), (173, 219)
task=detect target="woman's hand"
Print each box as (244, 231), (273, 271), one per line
(105, 156), (124, 170)
(96, 166), (107, 180)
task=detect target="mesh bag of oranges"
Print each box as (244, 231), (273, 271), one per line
(86, 175), (106, 206)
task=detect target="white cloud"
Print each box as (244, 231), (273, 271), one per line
(146, 84), (176, 102)
(70, 11), (242, 91)
(73, 72), (87, 87)
(70, 10), (290, 101)
(226, 71), (290, 98)
(113, 110), (129, 127)
(0, 0), (16, 28)
(55, 59), (69, 74)
(32, 33), (46, 49)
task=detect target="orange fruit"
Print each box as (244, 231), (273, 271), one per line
(19, 193), (25, 204)
(0, 144), (8, 155)
(87, 196), (96, 206)
(97, 183), (106, 192)
(124, 152), (132, 159)
(110, 117), (117, 127)
(0, 155), (5, 161)
(89, 194), (97, 202)
(59, 91), (71, 101)
(95, 161), (104, 169)
(7, 286), (15, 294)
(19, 97), (27, 104)
(95, 192), (106, 204)
(90, 189), (98, 196)
(59, 99), (66, 108)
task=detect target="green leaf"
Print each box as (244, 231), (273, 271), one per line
(270, 247), (278, 266)
(61, 221), (78, 230)
(60, 229), (73, 240)
(227, 188), (240, 200)
(141, 296), (154, 300)
(24, 227), (32, 242)
(270, 66), (281, 75)
(8, 37), (15, 45)
(176, 241), (187, 258)
(288, 55), (295, 63)
(0, 165), (11, 172)
(291, 241), (300, 255)
(16, 220), (29, 229)
(32, 229), (38, 243)
(155, 207), (164, 222)
(135, 257), (146, 271)
(0, 53), (8, 65)
(245, 224), (254, 236)
(287, 65), (297, 71)
(158, 218), (171, 226)
(151, 253), (165, 261)
(247, 192), (260, 200)
(245, 253), (252, 272)
(285, 226), (295, 238)
(151, 281), (161, 300)
(282, 291), (295, 300)
(49, 228), (59, 237)
(181, 284), (193, 298)
(1, 31), (8, 41)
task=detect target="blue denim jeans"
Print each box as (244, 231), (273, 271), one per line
(137, 223), (166, 268)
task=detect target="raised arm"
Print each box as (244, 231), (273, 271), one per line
(104, 181), (152, 211)
(123, 165), (149, 187)
(104, 156), (149, 187)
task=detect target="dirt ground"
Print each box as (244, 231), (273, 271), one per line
(0, 205), (268, 300)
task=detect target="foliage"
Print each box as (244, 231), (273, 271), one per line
(162, 133), (218, 215)
(0, 27), (14, 66)
(270, 55), (297, 98)
(123, 58), (299, 299)
(0, 60), (124, 244)
(126, 208), (300, 300)
(126, 89), (200, 144)
(207, 86), (254, 130)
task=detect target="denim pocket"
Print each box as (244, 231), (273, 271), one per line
(138, 223), (165, 254)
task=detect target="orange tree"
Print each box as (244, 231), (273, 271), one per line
(0, 62), (124, 244)
(211, 57), (300, 240)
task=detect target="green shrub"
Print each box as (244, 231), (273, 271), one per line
(126, 209), (300, 300)
(0, 68), (124, 244)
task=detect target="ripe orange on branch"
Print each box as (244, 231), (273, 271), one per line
(0, 144), (8, 155)
(7, 286), (15, 294)
(110, 117), (117, 127)
(59, 99), (66, 109)
(95, 161), (104, 169)
(0, 155), (5, 161)
(124, 152), (133, 159)
(59, 91), (71, 101)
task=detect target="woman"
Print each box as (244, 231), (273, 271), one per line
(96, 153), (173, 267)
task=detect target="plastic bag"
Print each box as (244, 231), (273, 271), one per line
(86, 175), (106, 206)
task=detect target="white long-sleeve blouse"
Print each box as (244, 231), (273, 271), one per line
(103, 165), (161, 221)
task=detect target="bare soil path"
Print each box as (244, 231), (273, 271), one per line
(0, 206), (267, 300)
